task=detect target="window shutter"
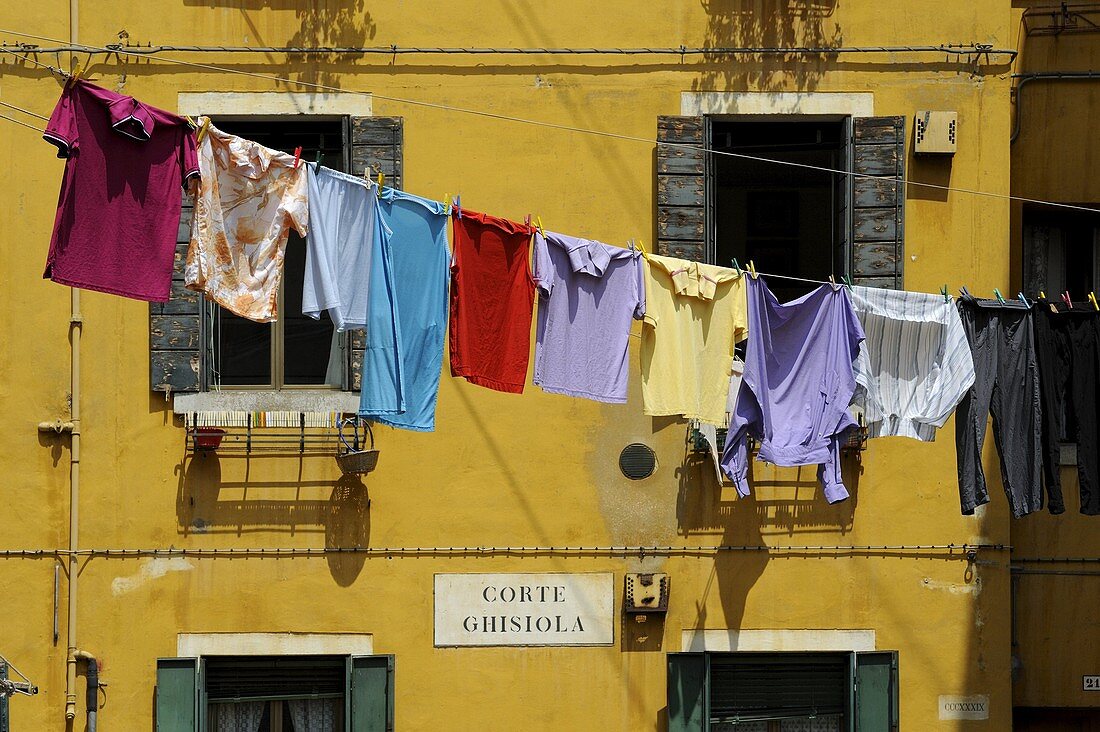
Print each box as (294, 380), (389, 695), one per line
(667, 652), (707, 732)
(155, 657), (201, 732)
(0, 658), (8, 732)
(657, 116), (706, 262)
(150, 192), (203, 393)
(852, 117), (906, 289)
(346, 117), (404, 391)
(854, 651), (899, 731)
(348, 655), (394, 732)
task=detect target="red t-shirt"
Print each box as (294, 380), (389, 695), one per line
(43, 80), (199, 301)
(449, 209), (535, 393)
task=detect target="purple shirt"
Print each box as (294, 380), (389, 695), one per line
(532, 232), (645, 403)
(44, 80), (199, 301)
(721, 277), (865, 503)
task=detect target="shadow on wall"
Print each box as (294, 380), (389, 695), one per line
(179, 0), (378, 87)
(175, 455), (371, 585)
(692, 0), (841, 93)
(674, 436), (860, 634)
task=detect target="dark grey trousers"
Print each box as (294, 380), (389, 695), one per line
(954, 295), (1043, 518)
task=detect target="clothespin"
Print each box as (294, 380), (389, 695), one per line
(842, 274), (853, 291)
(443, 193), (450, 215)
(731, 258), (741, 276)
(1039, 291), (1046, 300)
(1063, 291), (1073, 308)
(196, 117), (210, 143)
(535, 215), (545, 236)
(524, 214), (532, 229)
(748, 260), (758, 279)
(292, 146), (302, 169)
(314, 148), (323, 167)
(941, 285), (950, 303)
(363, 165), (372, 182)
(184, 115), (197, 129)
(828, 275), (839, 291)
(636, 240), (647, 255)
(1018, 292), (1030, 308)
(376, 171), (385, 198)
(454, 194), (462, 219)
(1090, 292), (1099, 311)
(993, 288), (1006, 305)
(65, 60), (82, 88)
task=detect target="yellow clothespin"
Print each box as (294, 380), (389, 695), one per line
(1039, 291), (1046, 300)
(196, 117), (210, 143)
(748, 260), (758, 279)
(536, 215), (545, 236)
(184, 115), (197, 129)
(443, 193), (450, 215)
(377, 171), (385, 198)
(65, 60), (83, 88)
(1090, 292), (1099, 311)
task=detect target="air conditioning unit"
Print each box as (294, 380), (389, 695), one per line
(914, 111), (957, 155)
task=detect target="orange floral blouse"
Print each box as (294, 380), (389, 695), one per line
(185, 118), (309, 322)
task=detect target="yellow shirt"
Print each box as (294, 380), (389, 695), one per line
(641, 254), (748, 425)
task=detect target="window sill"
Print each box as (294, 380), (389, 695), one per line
(172, 390), (359, 416)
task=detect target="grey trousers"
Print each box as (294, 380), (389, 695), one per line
(954, 295), (1043, 517)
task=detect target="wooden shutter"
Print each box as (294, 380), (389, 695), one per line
(347, 117), (404, 391)
(0, 659), (8, 732)
(854, 651), (899, 731)
(667, 652), (707, 732)
(348, 655), (395, 732)
(656, 116), (706, 262)
(852, 117), (906, 289)
(709, 653), (847, 723)
(150, 193), (202, 393)
(155, 657), (202, 732)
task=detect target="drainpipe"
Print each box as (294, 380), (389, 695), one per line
(73, 651), (98, 732)
(64, 0), (81, 723)
(1011, 71), (1100, 143)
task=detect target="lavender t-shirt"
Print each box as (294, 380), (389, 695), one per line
(532, 232), (645, 402)
(721, 277), (865, 503)
(43, 80), (199, 301)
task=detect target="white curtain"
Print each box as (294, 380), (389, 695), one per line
(209, 700), (265, 732)
(288, 697), (339, 731)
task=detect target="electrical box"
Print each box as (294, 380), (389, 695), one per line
(624, 573), (670, 614)
(914, 111), (957, 155)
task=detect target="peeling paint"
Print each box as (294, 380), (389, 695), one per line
(921, 576), (982, 595)
(112, 558), (194, 596)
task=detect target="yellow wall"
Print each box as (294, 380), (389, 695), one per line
(0, 2), (1026, 729)
(1010, 1), (1100, 712)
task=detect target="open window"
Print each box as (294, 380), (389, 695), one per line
(156, 655), (394, 732)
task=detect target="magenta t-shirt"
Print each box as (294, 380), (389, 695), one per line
(43, 80), (199, 301)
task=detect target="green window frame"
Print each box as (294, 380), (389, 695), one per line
(667, 650), (899, 732)
(155, 655), (394, 732)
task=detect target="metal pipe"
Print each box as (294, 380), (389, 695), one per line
(1011, 71), (1100, 143)
(64, 0), (81, 722)
(1, 40), (1018, 62)
(72, 651), (97, 732)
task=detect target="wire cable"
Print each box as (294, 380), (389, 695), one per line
(0, 112), (44, 133)
(0, 98), (48, 120)
(2, 27), (1097, 214)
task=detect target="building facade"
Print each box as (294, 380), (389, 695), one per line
(0, 1), (1093, 730)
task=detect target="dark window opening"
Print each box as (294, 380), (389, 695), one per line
(205, 119), (347, 389)
(205, 655), (345, 732)
(710, 118), (849, 302)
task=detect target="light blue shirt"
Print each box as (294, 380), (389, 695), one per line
(359, 189), (450, 431)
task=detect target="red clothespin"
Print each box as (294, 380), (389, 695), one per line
(1063, 291), (1073, 308)
(292, 146), (302, 169)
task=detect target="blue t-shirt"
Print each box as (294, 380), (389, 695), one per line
(359, 189), (450, 431)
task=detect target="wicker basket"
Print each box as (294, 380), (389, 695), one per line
(335, 417), (379, 475)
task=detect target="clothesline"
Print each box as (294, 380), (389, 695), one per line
(2, 26), (1100, 215)
(0, 112), (43, 133)
(0, 98), (48, 120)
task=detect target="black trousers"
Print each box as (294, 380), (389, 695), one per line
(1033, 301), (1100, 515)
(955, 295), (1043, 518)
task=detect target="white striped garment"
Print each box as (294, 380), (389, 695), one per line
(849, 286), (976, 441)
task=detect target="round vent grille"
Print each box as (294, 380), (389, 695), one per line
(619, 443), (657, 480)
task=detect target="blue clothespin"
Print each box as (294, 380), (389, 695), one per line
(993, 288), (1006, 305)
(941, 285), (949, 303)
(454, 194), (462, 219)
(1018, 292), (1031, 308)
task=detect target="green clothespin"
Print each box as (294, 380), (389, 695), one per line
(993, 288), (1006, 305)
(315, 148), (323, 167)
(941, 285), (949, 303)
(842, 274), (853, 290)
(731, 258), (742, 275)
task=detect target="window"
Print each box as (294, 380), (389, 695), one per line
(667, 651), (898, 732)
(156, 655), (394, 732)
(654, 114), (904, 296)
(1022, 209), (1100, 299)
(205, 119), (348, 390)
(710, 117), (850, 301)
